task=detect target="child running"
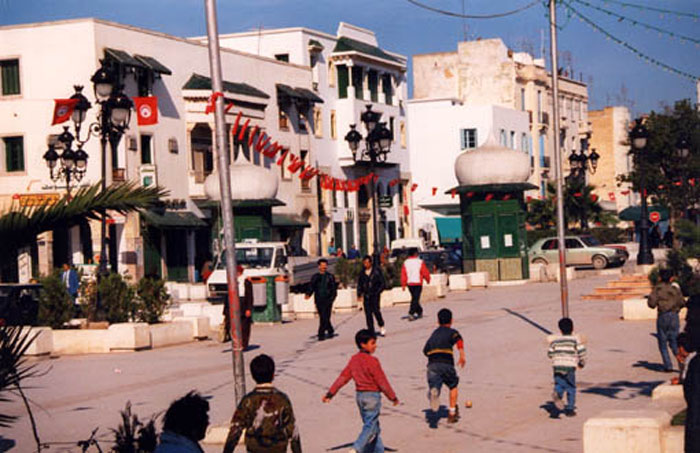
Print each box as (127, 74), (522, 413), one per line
(548, 317), (587, 417)
(323, 329), (399, 453)
(423, 308), (466, 423)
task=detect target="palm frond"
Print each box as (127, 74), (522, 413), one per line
(0, 326), (40, 427)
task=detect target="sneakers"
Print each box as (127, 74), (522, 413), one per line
(379, 326), (386, 336)
(429, 388), (440, 412)
(564, 409), (577, 417)
(551, 391), (564, 411)
(447, 407), (460, 423)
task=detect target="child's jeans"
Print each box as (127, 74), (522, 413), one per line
(354, 391), (384, 453)
(554, 370), (576, 411)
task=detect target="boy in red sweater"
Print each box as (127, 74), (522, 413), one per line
(323, 329), (399, 453)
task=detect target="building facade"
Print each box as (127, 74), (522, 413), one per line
(0, 18), (322, 282)
(212, 22), (413, 256)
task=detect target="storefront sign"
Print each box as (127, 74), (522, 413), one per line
(16, 193), (61, 207)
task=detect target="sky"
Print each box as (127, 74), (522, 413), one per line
(1, 0), (698, 115)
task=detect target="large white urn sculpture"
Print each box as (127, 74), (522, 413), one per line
(454, 134), (531, 186)
(204, 153), (279, 201)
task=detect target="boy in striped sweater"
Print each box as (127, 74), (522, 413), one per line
(548, 317), (586, 417)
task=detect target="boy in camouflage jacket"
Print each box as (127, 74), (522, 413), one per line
(223, 354), (301, 453)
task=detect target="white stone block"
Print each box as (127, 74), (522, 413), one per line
(390, 287), (411, 305)
(203, 424), (239, 445)
(662, 426), (684, 453)
(428, 274), (449, 297)
(108, 323), (150, 351)
(201, 304), (225, 327)
(468, 272), (490, 287)
(292, 293), (317, 319)
(583, 410), (670, 453)
(528, 263), (546, 282)
(24, 327), (53, 356)
(188, 284), (207, 301)
(380, 290), (394, 308)
(334, 288), (357, 312)
(422, 285), (439, 302)
(548, 265), (575, 282)
(53, 329), (110, 355)
(651, 382), (683, 400)
(149, 321), (194, 348)
(622, 298), (687, 321)
(179, 302), (209, 317)
(173, 316), (210, 339)
(162, 308), (184, 322)
(448, 274), (471, 291)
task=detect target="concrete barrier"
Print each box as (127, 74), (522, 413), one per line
(583, 410), (670, 453)
(651, 382), (683, 400)
(389, 287), (410, 306)
(334, 288), (358, 313)
(108, 323), (151, 351)
(53, 329), (110, 355)
(380, 290), (394, 308)
(448, 274), (471, 291)
(422, 285), (439, 302)
(179, 302), (210, 317)
(468, 272), (490, 288)
(529, 263), (547, 282)
(24, 327), (53, 356)
(662, 426), (684, 453)
(149, 321), (194, 348)
(292, 293), (317, 319)
(203, 424), (239, 445)
(623, 298), (687, 321)
(189, 284), (207, 301)
(201, 304), (225, 328)
(428, 274), (449, 298)
(173, 316), (210, 340)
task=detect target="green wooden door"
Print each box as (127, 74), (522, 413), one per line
(473, 214), (497, 259)
(165, 230), (188, 282)
(143, 226), (162, 279)
(359, 221), (368, 256)
(496, 213), (519, 258)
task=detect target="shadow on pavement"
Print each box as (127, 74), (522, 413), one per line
(633, 360), (667, 372)
(423, 405), (449, 429)
(502, 308), (553, 335)
(581, 380), (665, 399)
(539, 402), (561, 419)
(0, 437), (15, 452)
(326, 442), (397, 451)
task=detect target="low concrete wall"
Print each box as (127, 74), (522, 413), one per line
(623, 298), (687, 321)
(173, 316), (210, 339)
(292, 293), (317, 319)
(53, 329), (110, 355)
(662, 426), (683, 453)
(334, 288), (358, 313)
(149, 321), (195, 349)
(651, 382), (683, 400)
(468, 272), (490, 287)
(583, 410), (670, 453)
(448, 274), (471, 291)
(25, 327), (53, 356)
(529, 263), (547, 282)
(428, 274), (449, 298)
(108, 323), (150, 351)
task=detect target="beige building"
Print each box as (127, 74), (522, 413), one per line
(413, 38), (591, 198)
(588, 106), (634, 212)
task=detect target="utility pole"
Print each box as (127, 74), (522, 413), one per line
(204, 0), (246, 403)
(549, 0), (569, 318)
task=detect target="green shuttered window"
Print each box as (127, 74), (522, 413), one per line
(1, 59), (20, 96)
(4, 137), (24, 172)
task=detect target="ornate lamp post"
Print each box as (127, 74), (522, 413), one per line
(345, 104), (393, 262)
(630, 118), (654, 265)
(567, 148), (600, 182)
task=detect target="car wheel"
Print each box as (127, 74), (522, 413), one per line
(532, 258), (548, 266)
(592, 255), (608, 270)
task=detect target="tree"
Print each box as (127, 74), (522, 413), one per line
(619, 99), (700, 224)
(526, 182), (613, 230)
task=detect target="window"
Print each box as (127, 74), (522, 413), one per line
(460, 128), (477, 150)
(278, 109), (289, 130)
(337, 64), (348, 99)
(1, 59), (20, 96)
(537, 90), (542, 120)
(140, 134), (152, 165)
(332, 187), (337, 208)
(328, 61), (336, 87)
(351, 66), (363, 100)
(382, 74), (393, 105)
(330, 110), (337, 140)
(543, 239), (558, 250)
(368, 70), (378, 102)
(521, 133), (528, 153)
(499, 129), (507, 146)
(520, 88), (525, 111)
(400, 121), (406, 148)
(300, 150), (310, 192)
(510, 131), (516, 149)
(313, 108), (322, 138)
(389, 117), (395, 142)
(274, 53), (289, 63)
(398, 182), (404, 204)
(3, 136), (24, 172)
(343, 189), (349, 208)
(280, 148), (290, 180)
(168, 137), (178, 154)
(565, 238), (583, 249)
(298, 111), (307, 132)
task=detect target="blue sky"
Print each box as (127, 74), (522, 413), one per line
(2, 0), (698, 115)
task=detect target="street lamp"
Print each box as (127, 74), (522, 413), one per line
(630, 118), (654, 265)
(567, 148), (600, 182)
(345, 104), (393, 263)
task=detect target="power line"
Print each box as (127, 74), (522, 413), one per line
(574, 0), (700, 45)
(597, 0), (700, 20)
(404, 0), (541, 19)
(563, 1), (698, 81)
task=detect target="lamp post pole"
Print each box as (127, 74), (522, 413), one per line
(369, 160), (380, 263)
(549, 0), (569, 318)
(204, 0), (246, 403)
(631, 119), (654, 265)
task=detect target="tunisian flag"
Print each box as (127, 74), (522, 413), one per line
(51, 98), (78, 125)
(134, 97), (158, 126)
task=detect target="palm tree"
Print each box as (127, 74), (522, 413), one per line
(0, 182), (167, 259)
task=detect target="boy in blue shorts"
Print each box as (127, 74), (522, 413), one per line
(423, 308), (466, 423)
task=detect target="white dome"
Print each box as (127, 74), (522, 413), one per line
(454, 134), (531, 186)
(204, 153), (279, 201)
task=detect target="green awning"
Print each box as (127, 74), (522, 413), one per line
(134, 55), (172, 75)
(618, 205), (669, 222)
(272, 214), (310, 228)
(308, 39), (324, 50)
(332, 36), (400, 63)
(435, 217), (462, 244)
(276, 84), (324, 104)
(141, 210), (207, 228)
(183, 73), (270, 99)
(196, 199), (286, 209)
(104, 48), (146, 68)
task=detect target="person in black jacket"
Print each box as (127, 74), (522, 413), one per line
(222, 265), (254, 349)
(305, 258), (338, 341)
(357, 255), (386, 336)
(682, 330), (700, 453)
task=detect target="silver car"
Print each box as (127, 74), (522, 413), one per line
(529, 235), (628, 269)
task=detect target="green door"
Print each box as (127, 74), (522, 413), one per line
(473, 214), (497, 259)
(143, 226), (162, 279)
(359, 221), (368, 256)
(345, 220), (353, 253)
(165, 230), (188, 282)
(334, 222), (343, 253)
(496, 213), (519, 258)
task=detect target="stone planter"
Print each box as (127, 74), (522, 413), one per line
(24, 327), (53, 356)
(108, 322), (150, 351)
(389, 287), (411, 306)
(428, 274), (449, 298)
(334, 288), (358, 313)
(149, 321), (194, 348)
(468, 272), (490, 287)
(422, 285), (439, 302)
(173, 316), (211, 339)
(448, 274), (471, 291)
(53, 329), (110, 355)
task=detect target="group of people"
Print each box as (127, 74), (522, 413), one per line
(327, 238), (361, 260)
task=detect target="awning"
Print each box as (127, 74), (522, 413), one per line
(276, 84), (324, 104)
(141, 210), (207, 228)
(196, 199), (286, 209)
(104, 48), (146, 69)
(183, 73), (269, 99)
(618, 205), (670, 222)
(134, 55), (172, 75)
(308, 39), (324, 51)
(332, 36), (401, 63)
(435, 217), (462, 244)
(272, 213), (311, 228)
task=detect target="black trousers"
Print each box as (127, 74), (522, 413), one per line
(408, 285), (423, 317)
(316, 300), (334, 337)
(363, 294), (384, 334)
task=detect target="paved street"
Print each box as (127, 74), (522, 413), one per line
(4, 275), (685, 453)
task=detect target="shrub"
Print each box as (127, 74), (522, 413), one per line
(99, 273), (136, 324)
(382, 256), (406, 289)
(79, 278), (98, 322)
(37, 271), (74, 328)
(111, 401), (157, 453)
(134, 278), (170, 324)
(334, 257), (363, 288)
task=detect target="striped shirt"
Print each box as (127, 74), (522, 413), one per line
(547, 334), (586, 374)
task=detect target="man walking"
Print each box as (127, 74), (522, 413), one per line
(401, 249), (431, 321)
(305, 258), (338, 341)
(648, 268), (686, 371)
(61, 263), (80, 315)
(357, 255), (386, 336)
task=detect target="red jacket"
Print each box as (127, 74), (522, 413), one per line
(327, 351), (397, 401)
(401, 256), (431, 288)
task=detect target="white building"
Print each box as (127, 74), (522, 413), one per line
(207, 22), (413, 256)
(0, 18), (323, 282)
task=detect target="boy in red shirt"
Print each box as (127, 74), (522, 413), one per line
(323, 329), (399, 453)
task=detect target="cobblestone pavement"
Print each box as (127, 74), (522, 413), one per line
(3, 274), (684, 452)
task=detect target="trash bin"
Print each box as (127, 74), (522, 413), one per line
(275, 275), (289, 307)
(249, 277), (268, 307)
(251, 274), (281, 323)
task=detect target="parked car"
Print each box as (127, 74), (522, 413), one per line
(529, 235), (628, 269)
(419, 248), (463, 275)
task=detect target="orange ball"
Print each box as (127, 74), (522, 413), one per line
(465, 400), (473, 408)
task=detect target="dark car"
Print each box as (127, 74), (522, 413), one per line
(419, 248), (463, 275)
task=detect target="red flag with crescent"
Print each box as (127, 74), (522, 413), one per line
(51, 98), (79, 125)
(134, 97), (158, 126)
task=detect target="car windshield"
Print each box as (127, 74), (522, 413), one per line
(215, 247), (274, 269)
(580, 236), (601, 247)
